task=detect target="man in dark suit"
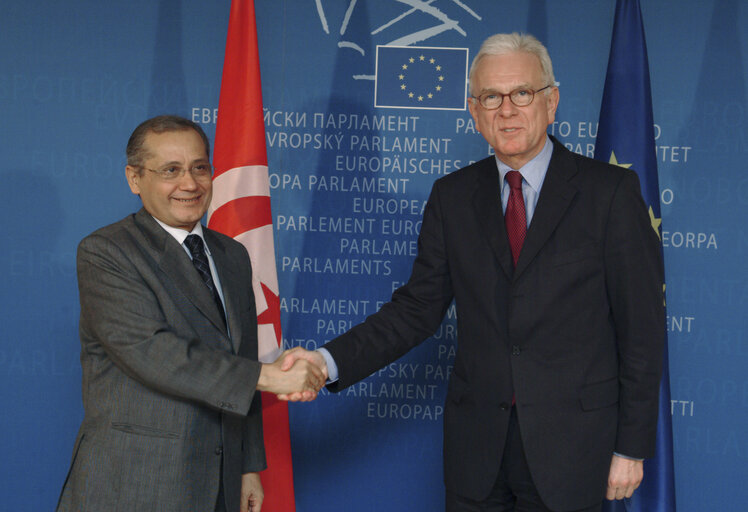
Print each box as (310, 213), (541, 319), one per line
(281, 33), (664, 511)
(57, 115), (324, 512)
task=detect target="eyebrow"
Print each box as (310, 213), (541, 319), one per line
(478, 84), (534, 94)
(155, 157), (210, 167)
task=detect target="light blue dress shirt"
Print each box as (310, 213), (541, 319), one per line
(497, 135), (553, 224)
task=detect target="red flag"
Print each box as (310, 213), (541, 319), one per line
(208, 1), (295, 510)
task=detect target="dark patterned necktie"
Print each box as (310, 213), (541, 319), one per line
(184, 234), (226, 327)
(504, 170), (527, 267)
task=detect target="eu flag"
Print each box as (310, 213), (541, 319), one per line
(374, 45), (468, 110)
(595, 1), (677, 511)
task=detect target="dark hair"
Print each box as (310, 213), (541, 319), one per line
(126, 115), (210, 167)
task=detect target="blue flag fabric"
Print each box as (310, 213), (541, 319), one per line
(595, 1), (677, 511)
(374, 45), (468, 110)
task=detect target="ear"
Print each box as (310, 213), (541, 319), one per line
(545, 86), (560, 124)
(467, 96), (481, 133)
(125, 165), (141, 195)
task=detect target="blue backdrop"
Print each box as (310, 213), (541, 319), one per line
(1, 1), (746, 510)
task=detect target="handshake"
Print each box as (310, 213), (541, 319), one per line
(256, 347), (328, 402)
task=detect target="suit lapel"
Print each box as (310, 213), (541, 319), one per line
(471, 158), (514, 280)
(205, 229), (243, 353)
(134, 209), (229, 336)
(513, 140), (579, 279)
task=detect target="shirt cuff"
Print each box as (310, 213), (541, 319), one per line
(613, 452), (644, 461)
(317, 347), (339, 383)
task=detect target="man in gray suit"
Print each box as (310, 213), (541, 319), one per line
(57, 115), (324, 512)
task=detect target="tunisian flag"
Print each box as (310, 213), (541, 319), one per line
(208, 1), (296, 510)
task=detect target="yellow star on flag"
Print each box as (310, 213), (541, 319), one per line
(649, 206), (662, 240)
(608, 151), (632, 169)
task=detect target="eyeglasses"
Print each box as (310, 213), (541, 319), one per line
(140, 163), (213, 181)
(472, 85), (553, 110)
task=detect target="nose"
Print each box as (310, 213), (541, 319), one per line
(497, 97), (517, 117)
(177, 169), (199, 190)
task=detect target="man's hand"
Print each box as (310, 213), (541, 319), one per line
(277, 347), (328, 402)
(240, 472), (263, 512)
(606, 454), (644, 501)
(256, 349), (325, 401)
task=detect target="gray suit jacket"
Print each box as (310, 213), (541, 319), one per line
(58, 208), (266, 512)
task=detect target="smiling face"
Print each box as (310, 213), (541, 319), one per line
(468, 51), (559, 170)
(125, 128), (212, 231)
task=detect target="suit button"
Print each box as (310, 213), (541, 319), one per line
(499, 402), (510, 411)
(512, 345), (521, 356)
(215, 445), (223, 455)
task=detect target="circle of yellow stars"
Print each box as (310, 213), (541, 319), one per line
(398, 54), (444, 102)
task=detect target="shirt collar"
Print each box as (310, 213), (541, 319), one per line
(152, 218), (211, 255)
(495, 135), (554, 193)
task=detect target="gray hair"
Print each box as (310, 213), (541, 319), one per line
(468, 33), (555, 95)
(126, 115), (210, 168)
